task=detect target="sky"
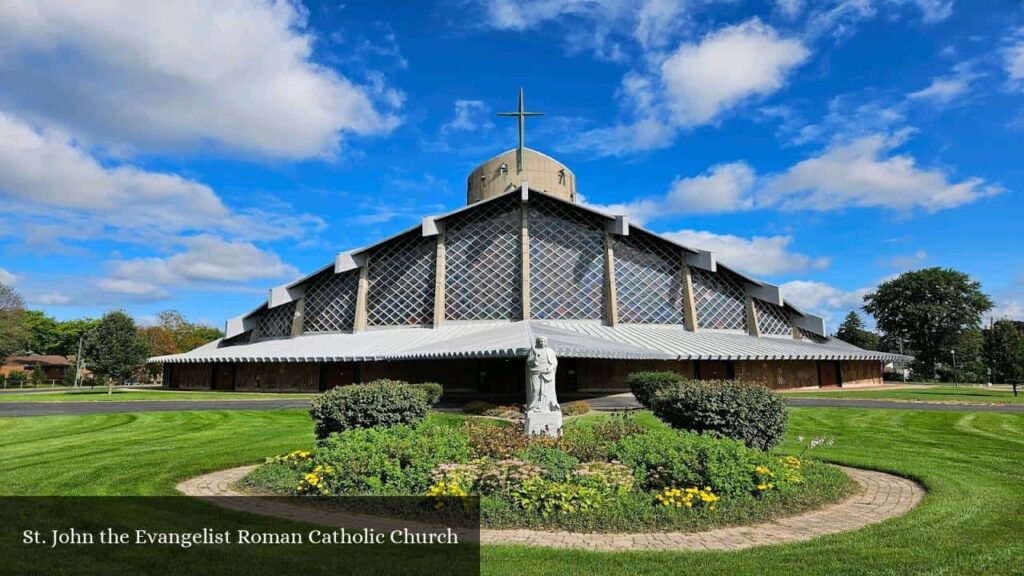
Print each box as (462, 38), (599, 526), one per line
(1, 0), (1023, 332)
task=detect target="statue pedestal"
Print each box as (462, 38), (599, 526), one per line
(524, 411), (563, 437)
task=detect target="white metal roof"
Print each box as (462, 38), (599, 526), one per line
(151, 320), (907, 364)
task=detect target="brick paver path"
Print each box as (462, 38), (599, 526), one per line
(178, 465), (923, 551)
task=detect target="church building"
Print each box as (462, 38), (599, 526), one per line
(151, 92), (903, 396)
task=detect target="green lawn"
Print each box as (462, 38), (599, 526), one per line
(0, 408), (1021, 574)
(0, 389), (315, 403)
(781, 385), (1024, 405)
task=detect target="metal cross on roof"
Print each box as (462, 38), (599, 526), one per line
(497, 88), (543, 174)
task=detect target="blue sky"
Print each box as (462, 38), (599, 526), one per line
(1, 0), (1022, 332)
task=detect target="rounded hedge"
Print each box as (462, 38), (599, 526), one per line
(626, 371), (685, 408)
(648, 379), (788, 451)
(410, 382), (443, 405)
(309, 379), (431, 440)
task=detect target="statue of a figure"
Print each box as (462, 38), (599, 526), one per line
(527, 336), (559, 413)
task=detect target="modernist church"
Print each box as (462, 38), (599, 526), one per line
(153, 96), (901, 395)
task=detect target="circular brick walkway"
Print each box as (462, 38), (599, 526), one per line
(177, 464), (924, 551)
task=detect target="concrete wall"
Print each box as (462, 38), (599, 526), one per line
(169, 363), (212, 390)
(467, 148), (575, 204)
(736, 360), (819, 390)
(574, 359), (694, 392)
(235, 362), (318, 392)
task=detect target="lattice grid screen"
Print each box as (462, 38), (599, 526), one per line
(691, 267), (747, 330)
(755, 299), (793, 336)
(303, 269), (359, 332)
(367, 231), (436, 326)
(799, 327), (828, 343)
(256, 301), (295, 338)
(614, 231), (685, 323)
(528, 197), (605, 320)
(445, 195), (521, 320)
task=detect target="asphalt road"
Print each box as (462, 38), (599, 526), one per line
(1, 395), (1022, 418)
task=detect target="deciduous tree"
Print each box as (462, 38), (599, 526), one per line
(84, 311), (150, 394)
(864, 268), (992, 378)
(834, 311), (880, 350)
(0, 283), (29, 362)
(984, 320), (1024, 394)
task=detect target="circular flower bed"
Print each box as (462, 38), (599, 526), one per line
(239, 412), (854, 532)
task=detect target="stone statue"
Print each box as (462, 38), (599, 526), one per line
(525, 336), (562, 436)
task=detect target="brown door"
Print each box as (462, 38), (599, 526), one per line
(319, 362), (354, 391)
(818, 361), (841, 388)
(212, 363), (235, 391)
(697, 361), (733, 380)
(479, 358), (524, 395)
(556, 358), (579, 394)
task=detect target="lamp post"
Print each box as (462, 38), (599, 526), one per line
(951, 349), (958, 388)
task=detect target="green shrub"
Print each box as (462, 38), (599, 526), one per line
(561, 401), (591, 416)
(0, 374), (6, 388)
(315, 423), (471, 495)
(476, 459), (544, 495)
(462, 401), (495, 415)
(6, 371), (27, 388)
(612, 428), (755, 498)
(648, 379), (788, 451)
(560, 412), (643, 461)
(510, 477), (603, 516)
(465, 419), (556, 459)
(238, 461), (303, 495)
(627, 371), (685, 407)
(309, 380), (430, 439)
(410, 382), (443, 405)
(517, 445), (579, 482)
(29, 366), (47, 386)
(571, 461), (635, 496)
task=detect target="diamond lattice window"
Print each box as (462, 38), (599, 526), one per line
(528, 196), (605, 320)
(691, 267), (747, 331)
(256, 301), (295, 338)
(755, 299), (792, 336)
(367, 231), (436, 326)
(445, 195), (521, 320)
(303, 269), (359, 332)
(614, 231), (685, 324)
(799, 327), (827, 343)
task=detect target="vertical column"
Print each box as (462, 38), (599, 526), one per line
(354, 262), (370, 332)
(603, 230), (618, 326)
(792, 326), (802, 340)
(290, 297), (305, 337)
(433, 222), (447, 327)
(249, 318), (262, 342)
(745, 295), (761, 337)
(520, 201), (531, 320)
(680, 261), (698, 332)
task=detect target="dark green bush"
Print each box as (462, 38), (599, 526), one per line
(612, 427), (755, 498)
(517, 445), (580, 482)
(309, 379), (430, 439)
(626, 371), (685, 407)
(410, 382), (443, 405)
(315, 423), (471, 494)
(649, 379), (788, 451)
(6, 371), (27, 388)
(559, 412), (643, 461)
(238, 460), (303, 495)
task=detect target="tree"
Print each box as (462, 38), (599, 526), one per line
(834, 312), (880, 350)
(864, 268), (993, 378)
(984, 320), (1024, 394)
(157, 309), (222, 352)
(29, 365), (47, 387)
(24, 310), (61, 355)
(54, 318), (100, 357)
(0, 283), (29, 362)
(83, 311), (150, 394)
(139, 325), (178, 380)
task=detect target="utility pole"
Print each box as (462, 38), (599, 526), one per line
(951, 349), (958, 388)
(74, 335), (84, 387)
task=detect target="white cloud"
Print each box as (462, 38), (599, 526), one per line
(761, 131), (1003, 212)
(0, 112), (324, 248)
(990, 300), (1024, 322)
(101, 236), (299, 300)
(660, 19), (810, 127)
(664, 230), (830, 276)
(907, 63), (981, 105)
(442, 100), (493, 133)
(887, 249), (928, 269)
(1004, 27), (1024, 88)
(906, 0), (952, 23)
(776, 0), (804, 18)
(30, 291), (71, 305)
(0, 0), (400, 159)
(780, 280), (872, 327)
(0, 267), (17, 285)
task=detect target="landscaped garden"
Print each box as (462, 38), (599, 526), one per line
(237, 375), (855, 532)
(1, 399), (1022, 574)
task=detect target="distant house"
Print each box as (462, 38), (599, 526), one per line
(1, 355), (74, 385)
